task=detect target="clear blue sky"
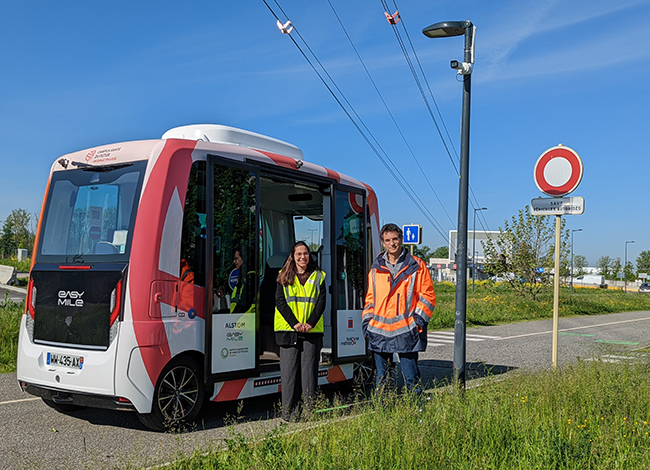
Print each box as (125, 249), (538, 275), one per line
(1, 0), (649, 267)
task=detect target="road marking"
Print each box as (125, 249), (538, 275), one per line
(558, 332), (594, 337)
(0, 397), (40, 406)
(430, 331), (500, 339)
(427, 335), (453, 343)
(494, 315), (650, 341)
(583, 354), (647, 364)
(594, 340), (639, 345)
(427, 331), (501, 347)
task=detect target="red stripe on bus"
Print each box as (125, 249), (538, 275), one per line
(327, 365), (347, 383)
(214, 378), (248, 402)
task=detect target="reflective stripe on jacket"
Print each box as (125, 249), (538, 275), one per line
(362, 250), (436, 353)
(275, 270), (326, 333)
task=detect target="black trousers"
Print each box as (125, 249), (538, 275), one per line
(279, 334), (322, 420)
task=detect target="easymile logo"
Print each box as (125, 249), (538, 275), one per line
(58, 290), (85, 307)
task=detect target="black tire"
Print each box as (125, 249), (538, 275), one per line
(137, 356), (205, 432)
(41, 397), (86, 413)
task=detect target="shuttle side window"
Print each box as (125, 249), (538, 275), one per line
(334, 191), (366, 310)
(180, 162), (207, 286)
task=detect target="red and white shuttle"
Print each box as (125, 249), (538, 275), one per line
(17, 124), (380, 430)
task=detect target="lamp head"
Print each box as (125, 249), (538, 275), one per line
(422, 21), (469, 38)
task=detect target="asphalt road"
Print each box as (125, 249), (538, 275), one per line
(1, 303), (649, 469)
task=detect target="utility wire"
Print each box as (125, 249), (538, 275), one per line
(326, 0), (455, 229)
(385, 0), (493, 238)
(263, 0), (450, 242)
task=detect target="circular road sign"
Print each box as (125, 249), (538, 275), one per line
(534, 145), (583, 197)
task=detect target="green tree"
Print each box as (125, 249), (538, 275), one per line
(597, 256), (611, 277)
(412, 245), (432, 261)
(0, 218), (17, 258)
(636, 250), (650, 275)
(6, 208), (34, 252)
(573, 254), (588, 276)
(431, 245), (449, 259)
(624, 261), (635, 282)
(483, 205), (568, 300)
(610, 258), (622, 281)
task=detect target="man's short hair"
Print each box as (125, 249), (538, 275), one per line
(380, 223), (403, 242)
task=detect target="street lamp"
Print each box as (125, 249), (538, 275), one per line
(308, 228), (317, 247)
(625, 240), (635, 292)
(423, 20), (475, 389)
(570, 229), (582, 293)
(472, 207), (487, 292)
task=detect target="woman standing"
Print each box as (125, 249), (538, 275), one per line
(275, 241), (326, 421)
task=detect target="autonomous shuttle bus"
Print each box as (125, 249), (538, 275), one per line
(17, 124), (380, 430)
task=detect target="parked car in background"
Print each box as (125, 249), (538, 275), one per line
(573, 274), (607, 288)
(639, 283), (650, 293)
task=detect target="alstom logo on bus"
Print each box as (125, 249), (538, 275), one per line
(534, 145), (583, 197)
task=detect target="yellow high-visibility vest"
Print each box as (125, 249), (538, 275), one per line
(274, 270), (326, 333)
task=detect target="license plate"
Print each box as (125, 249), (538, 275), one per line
(47, 352), (84, 370)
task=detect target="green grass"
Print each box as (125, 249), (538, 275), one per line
(430, 281), (650, 330)
(168, 360), (650, 469)
(0, 296), (23, 373)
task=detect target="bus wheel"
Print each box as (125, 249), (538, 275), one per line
(137, 356), (205, 432)
(353, 351), (375, 388)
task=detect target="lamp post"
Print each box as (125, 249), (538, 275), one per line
(625, 240), (635, 292)
(570, 229), (582, 293)
(308, 228), (317, 247)
(472, 207), (487, 292)
(423, 20), (475, 389)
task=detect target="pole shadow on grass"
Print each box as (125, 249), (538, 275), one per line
(418, 359), (516, 390)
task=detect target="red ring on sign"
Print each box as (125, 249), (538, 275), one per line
(348, 192), (364, 214)
(534, 146), (583, 196)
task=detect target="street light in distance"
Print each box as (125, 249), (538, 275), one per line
(625, 240), (635, 292)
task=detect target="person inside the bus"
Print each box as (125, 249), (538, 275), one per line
(274, 241), (326, 421)
(230, 248), (256, 313)
(180, 258), (194, 284)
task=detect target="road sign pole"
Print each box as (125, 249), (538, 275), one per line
(552, 214), (561, 369)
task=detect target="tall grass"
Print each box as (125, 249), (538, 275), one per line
(169, 360), (650, 469)
(0, 296), (23, 373)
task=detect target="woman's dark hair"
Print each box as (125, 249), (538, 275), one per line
(277, 241), (319, 286)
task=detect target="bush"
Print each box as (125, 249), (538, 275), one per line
(0, 257), (31, 272)
(0, 296), (23, 373)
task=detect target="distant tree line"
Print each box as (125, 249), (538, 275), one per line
(596, 251), (650, 281)
(0, 209), (37, 258)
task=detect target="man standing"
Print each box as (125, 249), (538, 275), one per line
(362, 223), (436, 394)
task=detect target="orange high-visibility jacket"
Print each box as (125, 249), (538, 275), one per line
(362, 250), (436, 353)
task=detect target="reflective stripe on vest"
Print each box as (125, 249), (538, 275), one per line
(274, 270), (326, 333)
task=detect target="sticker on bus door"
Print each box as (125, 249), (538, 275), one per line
(211, 312), (256, 373)
(336, 310), (365, 357)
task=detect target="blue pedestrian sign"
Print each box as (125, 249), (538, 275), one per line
(402, 224), (421, 245)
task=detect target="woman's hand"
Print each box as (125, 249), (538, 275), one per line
(294, 323), (312, 333)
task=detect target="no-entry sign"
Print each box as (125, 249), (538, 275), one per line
(534, 145), (583, 197)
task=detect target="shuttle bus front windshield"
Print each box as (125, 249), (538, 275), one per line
(37, 160), (147, 264)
